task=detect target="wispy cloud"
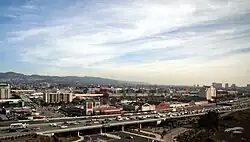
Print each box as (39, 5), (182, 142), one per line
(0, 0), (250, 85)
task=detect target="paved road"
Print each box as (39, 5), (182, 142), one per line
(164, 127), (189, 142)
(0, 108), (243, 138)
(0, 104), (248, 139)
(0, 103), (219, 127)
(109, 132), (150, 142)
(0, 112), (207, 138)
(136, 129), (162, 140)
(83, 134), (114, 141)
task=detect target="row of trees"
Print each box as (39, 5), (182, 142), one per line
(175, 111), (220, 142)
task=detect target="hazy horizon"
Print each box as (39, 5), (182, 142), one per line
(0, 0), (250, 86)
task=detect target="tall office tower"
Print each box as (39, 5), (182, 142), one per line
(0, 83), (11, 99)
(225, 83), (229, 89)
(206, 86), (217, 101)
(231, 84), (236, 90)
(212, 82), (223, 89)
(247, 84), (250, 90)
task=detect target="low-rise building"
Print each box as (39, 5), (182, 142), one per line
(195, 101), (209, 106)
(155, 102), (169, 111)
(139, 103), (155, 112)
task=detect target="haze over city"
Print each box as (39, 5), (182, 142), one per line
(0, 0), (250, 85)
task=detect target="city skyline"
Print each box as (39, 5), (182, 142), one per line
(0, 0), (250, 85)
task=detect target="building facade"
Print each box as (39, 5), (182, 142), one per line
(0, 83), (11, 99)
(212, 82), (223, 89)
(247, 84), (250, 91)
(44, 91), (73, 103)
(225, 83), (229, 89)
(206, 86), (217, 101)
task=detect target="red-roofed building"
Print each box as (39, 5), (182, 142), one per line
(155, 102), (169, 111)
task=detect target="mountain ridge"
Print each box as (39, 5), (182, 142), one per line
(0, 72), (149, 85)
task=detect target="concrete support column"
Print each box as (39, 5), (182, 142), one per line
(100, 128), (103, 134)
(139, 123), (142, 129)
(122, 126), (124, 131)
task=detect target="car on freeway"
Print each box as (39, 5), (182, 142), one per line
(126, 136), (134, 139)
(104, 118), (111, 122)
(70, 121), (80, 125)
(31, 127), (40, 131)
(154, 115), (160, 118)
(124, 117), (130, 120)
(116, 116), (123, 121)
(85, 123), (91, 126)
(173, 136), (178, 142)
(86, 120), (92, 123)
(138, 116), (144, 120)
(49, 123), (57, 127)
(129, 116), (136, 120)
(64, 121), (74, 125)
(60, 125), (68, 129)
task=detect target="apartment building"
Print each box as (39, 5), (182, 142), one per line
(44, 91), (73, 103)
(0, 83), (11, 99)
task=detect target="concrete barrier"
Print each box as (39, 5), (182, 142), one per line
(101, 133), (121, 139)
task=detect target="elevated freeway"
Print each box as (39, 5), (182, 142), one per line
(0, 99), (249, 139)
(0, 103), (218, 127)
(1, 107), (248, 139)
(38, 108), (248, 134)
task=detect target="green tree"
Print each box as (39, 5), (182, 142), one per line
(198, 111), (219, 137)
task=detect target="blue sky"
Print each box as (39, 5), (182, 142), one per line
(0, 0), (250, 85)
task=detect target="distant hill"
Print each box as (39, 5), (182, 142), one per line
(0, 72), (149, 85)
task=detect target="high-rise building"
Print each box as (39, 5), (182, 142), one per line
(247, 84), (250, 90)
(212, 82), (223, 89)
(206, 86), (217, 101)
(0, 83), (11, 99)
(231, 84), (236, 90)
(225, 83), (229, 89)
(198, 87), (208, 98)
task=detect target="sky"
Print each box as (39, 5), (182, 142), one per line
(0, 0), (250, 86)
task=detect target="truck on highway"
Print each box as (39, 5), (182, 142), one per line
(9, 123), (29, 131)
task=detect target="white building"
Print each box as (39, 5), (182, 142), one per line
(206, 86), (217, 101)
(140, 103), (155, 112)
(0, 83), (11, 99)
